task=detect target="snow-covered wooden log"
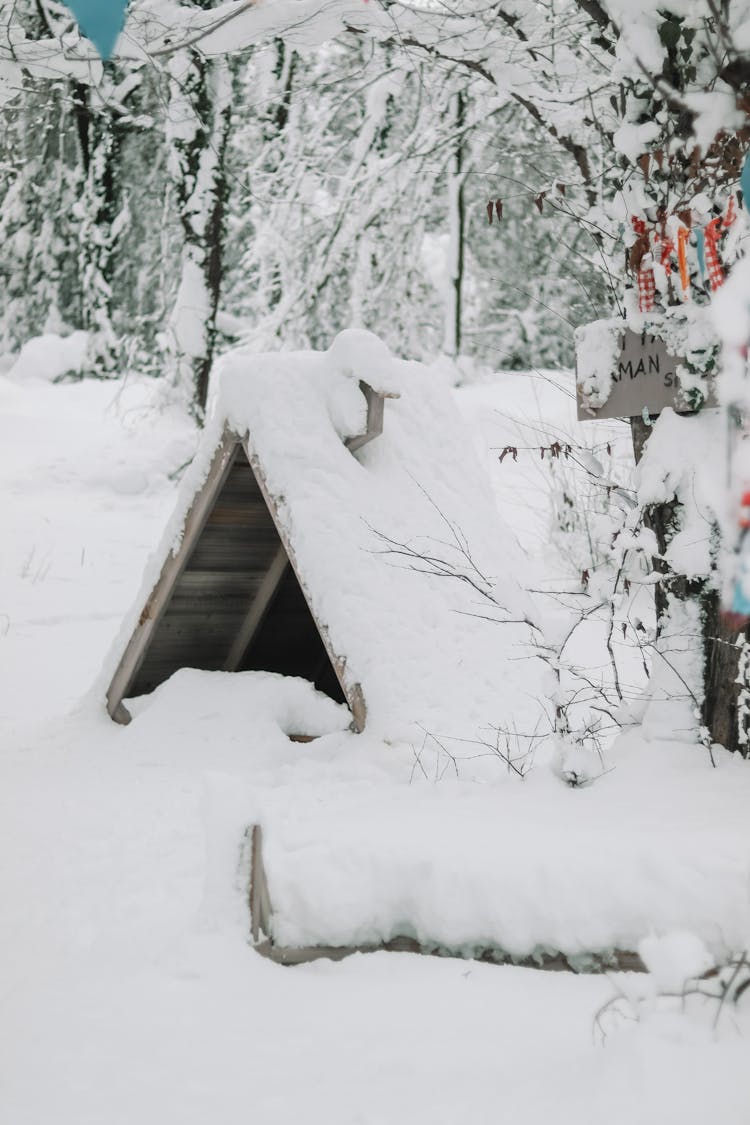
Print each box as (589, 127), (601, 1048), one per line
(247, 823), (646, 973)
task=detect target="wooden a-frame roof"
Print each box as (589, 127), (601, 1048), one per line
(106, 383), (389, 729)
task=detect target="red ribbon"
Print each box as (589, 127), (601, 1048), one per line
(703, 216), (724, 290)
(654, 232), (674, 274)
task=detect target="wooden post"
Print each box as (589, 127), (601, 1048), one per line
(249, 824), (273, 944)
(345, 381), (397, 455)
(444, 90), (465, 359)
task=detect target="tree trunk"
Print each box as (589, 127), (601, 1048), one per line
(702, 592), (749, 753)
(630, 415), (749, 754)
(72, 82), (123, 375)
(444, 90), (465, 359)
(165, 49), (233, 415)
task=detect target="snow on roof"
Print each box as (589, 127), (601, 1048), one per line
(105, 331), (544, 742)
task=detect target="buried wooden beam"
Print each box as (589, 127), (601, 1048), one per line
(246, 823), (646, 973)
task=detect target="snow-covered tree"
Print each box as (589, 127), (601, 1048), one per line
(7, 0), (750, 752)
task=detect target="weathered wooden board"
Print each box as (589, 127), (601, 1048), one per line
(185, 526), (280, 572)
(346, 381), (386, 453)
(576, 329), (716, 420)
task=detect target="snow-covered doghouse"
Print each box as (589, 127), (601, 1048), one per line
(105, 331), (541, 742)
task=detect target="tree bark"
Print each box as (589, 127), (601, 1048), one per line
(165, 48), (233, 415)
(444, 90), (465, 359)
(630, 415), (749, 754)
(702, 592), (748, 753)
(72, 82), (122, 374)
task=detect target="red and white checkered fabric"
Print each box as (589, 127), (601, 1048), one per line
(637, 267), (656, 311)
(632, 217), (655, 312)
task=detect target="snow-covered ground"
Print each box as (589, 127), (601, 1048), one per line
(1, 361), (750, 1123)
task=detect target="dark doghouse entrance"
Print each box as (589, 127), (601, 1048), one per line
(109, 439), (349, 720)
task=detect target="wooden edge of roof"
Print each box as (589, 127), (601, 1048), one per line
(105, 425), (238, 725)
(240, 436), (367, 733)
(106, 421), (367, 732)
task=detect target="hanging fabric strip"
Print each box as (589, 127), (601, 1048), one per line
(638, 267), (656, 311)
(695, 228), (706, 281)
(655, 233), (674, 274)
(724, 194), (737, 230)
(703, 216), (725, 290)
(632, 216), (655, 312)
(677, 225), (690, 298)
